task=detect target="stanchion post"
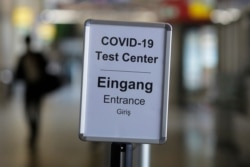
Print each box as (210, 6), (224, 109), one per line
(135, 144), (151, 167)
(110, 143), (133, 167)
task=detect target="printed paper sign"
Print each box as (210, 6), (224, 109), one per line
(79, 19), (172, 144)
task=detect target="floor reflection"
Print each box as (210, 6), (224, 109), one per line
(28, 150), (40, 167)
(1, 85), (250, 167)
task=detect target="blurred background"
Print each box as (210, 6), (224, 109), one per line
(0, 0), (250, 167)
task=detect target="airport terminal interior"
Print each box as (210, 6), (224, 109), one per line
(1, 0), (250, 167)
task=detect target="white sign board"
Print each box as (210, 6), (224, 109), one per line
(79, 19), (172, 144)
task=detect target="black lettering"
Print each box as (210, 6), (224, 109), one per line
(98, 77), (106, 88)
(96, 51), (102, 60)
(122, 53), (129, 62)
(101, 36), (108, 45)
(136, 82), (144, 90)
(130, 38), (137, 47)
(109, 54), (115, 61)
(118, 37), (127, 46)
(101, 36), (140, 47)
(110, 37), (118, 46)
(103, 95), (146, 105)
(111, 79), (119, 89)
(145, 82), (153, 93)
(104, 94), (110, 103)
(120, 81), (127, 92)
(98, 76), (153, 93)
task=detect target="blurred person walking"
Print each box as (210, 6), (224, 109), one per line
(14, 35), (49, 151)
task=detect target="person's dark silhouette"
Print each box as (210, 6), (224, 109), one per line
(14, 35), (48, 151)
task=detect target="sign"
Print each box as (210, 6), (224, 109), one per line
(79, 19), (172, 144)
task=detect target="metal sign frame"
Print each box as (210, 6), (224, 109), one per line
(79, 19), (172, 144)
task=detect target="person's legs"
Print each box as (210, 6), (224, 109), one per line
(25, 97), (41, 150)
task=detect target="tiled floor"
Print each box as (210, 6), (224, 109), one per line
(0, 82), (249, 167)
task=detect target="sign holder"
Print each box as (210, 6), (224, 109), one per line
(79, 19), (172, 167)
(110, 143), (133, 167)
